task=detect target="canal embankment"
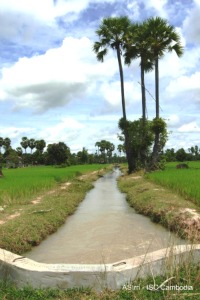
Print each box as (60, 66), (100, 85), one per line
(118, 170), (200, 243)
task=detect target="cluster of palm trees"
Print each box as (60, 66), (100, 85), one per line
(0, 136), (47, 168)
(93, 16), (183, 172)
(95, 140), (115, 163)
(0, 137), (11, 154)
(0, 137), (46, 155)
(19, 137), (46, 154)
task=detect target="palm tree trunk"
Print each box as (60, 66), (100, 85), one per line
(116, 47), (126, 120)
(152, 56), (160, 168)
(152, 132), (159, 168)
(141, 60), (146, 123)
(140, 60), (147, 167)
(155, 56), (159, 119)
(116, 47), (136, 173)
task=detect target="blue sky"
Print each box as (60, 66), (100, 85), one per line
(0, 0), (200, 154)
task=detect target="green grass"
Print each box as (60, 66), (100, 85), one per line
(118, 165), (200, 242)
(0, 165), (107, 206)
(146, 161), (200, 206)
(0, 164), (110, 254)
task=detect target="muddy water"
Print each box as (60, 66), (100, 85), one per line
(26, 168), (185, 264)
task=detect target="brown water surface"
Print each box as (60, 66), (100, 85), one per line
(26, 169), (186, 264)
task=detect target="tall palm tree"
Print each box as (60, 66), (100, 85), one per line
(99, 140), (108, 163)
(93, 16), (136, 173)
(35, 139), (46, 154)
(3, 137), (11, 153)
(144, 17), (184, 165)
(124, 22), (154, 123)
(93, 16), (131, 120)
(95, 141), (101, 156)
(117, 144), (124, 156)
(123, 22), (154, 167)
(144, 17), (183, 118)
(20, 137), (29, 154)
(28, 138), (36, 154)
(16, 147), (23, 156)
(105, 141), (115, 161)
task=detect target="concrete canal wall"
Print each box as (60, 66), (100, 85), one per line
(0, 244), (200, 290)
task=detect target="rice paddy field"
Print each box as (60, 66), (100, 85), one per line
(146, 161), (200, 206)
(0, 164), (107, 206)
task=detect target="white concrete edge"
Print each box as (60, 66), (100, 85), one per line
(0, 244), (200, 290)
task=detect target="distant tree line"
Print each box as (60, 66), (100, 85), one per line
(0, 135), (199, 169)
(163, 146), (200, 162)
(0, 136), (126, 168)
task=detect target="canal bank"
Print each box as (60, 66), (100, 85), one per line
(118, 170), (200, 243)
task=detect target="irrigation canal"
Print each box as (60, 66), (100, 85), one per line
(26, 168), (186, 264)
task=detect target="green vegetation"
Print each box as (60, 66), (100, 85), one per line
(0, 165), (106, 206)
(118, 165), (200, 242)
(0, 136), (120, 173)
(95, 140), (115, 164)
(0, 164), (109, 254)
(147, 161), (200, 206)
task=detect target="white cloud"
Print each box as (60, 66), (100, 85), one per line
(0, 126), (34, 139)
(100, 80), (141, 107)
(166, 114), (180, 127)
(40, 117), (85, 145)
(100, 81), (122, 107)
(54, 117), (85, 130)
(127, 1), (140, 19)
(35, 116), (120, 152)
(178, 121), (200, 133)
(183, 2), (200, 45)
(0, 36), (118, 113)
(54, 0), (89, 17)
(159, 51), (185, 79)
(0, 0), (57, 42)
(166, 72), (200, 97)
(143, 0), (168, 17)
(0, 0), (122, 32)
(0, 0), (54, 21)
